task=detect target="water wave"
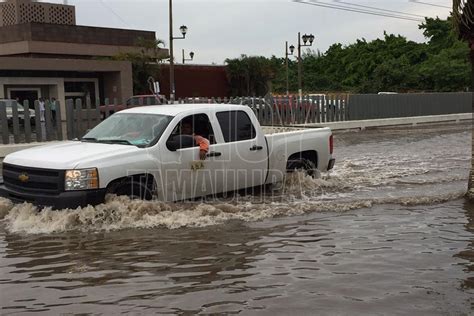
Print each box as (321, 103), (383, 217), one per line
(0, 169), (466, 234)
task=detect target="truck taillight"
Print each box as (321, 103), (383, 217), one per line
(329, 135), (334, 155)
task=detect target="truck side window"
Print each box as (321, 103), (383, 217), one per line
(167, 114), (216, 150)
(216, 111), (256, 143)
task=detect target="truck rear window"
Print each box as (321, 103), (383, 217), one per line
(216, 111), (256, 142)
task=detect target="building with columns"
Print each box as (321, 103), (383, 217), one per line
(0, 0), (166, 119)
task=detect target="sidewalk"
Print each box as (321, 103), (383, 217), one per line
(292, 113), (472, 130)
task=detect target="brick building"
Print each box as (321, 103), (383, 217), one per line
(159, 64), (230, 99)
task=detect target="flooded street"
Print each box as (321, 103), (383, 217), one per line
(0, 122), (472, 315)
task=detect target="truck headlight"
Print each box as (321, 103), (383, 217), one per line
(65, 168), (99, 191)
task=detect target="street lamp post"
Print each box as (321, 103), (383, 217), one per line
(285, 41), (295, 96)
(182, 50), (195, 64)
(169, 0), (188, 102)
(297, 32), (315, 99)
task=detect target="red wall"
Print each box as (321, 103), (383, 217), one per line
(159, 64), (230, 99)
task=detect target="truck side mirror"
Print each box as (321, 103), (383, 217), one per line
(167, 139), (178, 151)
(166, 135), (196, 151)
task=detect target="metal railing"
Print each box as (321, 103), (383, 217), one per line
(0, 99), (63, 144)
(0, 92), (471, 144)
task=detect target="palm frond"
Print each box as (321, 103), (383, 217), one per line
(453, 0), (474, 38)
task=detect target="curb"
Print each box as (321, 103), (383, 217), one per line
(291, 113), (472, 130)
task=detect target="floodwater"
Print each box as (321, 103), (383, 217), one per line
(0, 122), (472, 315)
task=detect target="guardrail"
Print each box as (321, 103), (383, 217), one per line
(0, 92), (471, 144)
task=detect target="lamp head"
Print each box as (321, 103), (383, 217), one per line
(302, 34), (309, 44)
(180, 25), (188, 36)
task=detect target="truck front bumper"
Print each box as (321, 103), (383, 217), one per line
(0, 185), (107, 210)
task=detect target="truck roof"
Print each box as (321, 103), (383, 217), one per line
(121, 103), (249, 116)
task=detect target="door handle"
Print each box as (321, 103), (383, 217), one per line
(207, 152), (222, 157)
(250, 145), (264, 151)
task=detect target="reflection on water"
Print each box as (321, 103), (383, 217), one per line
(0, 201), (472, 314)
(455, 201), (474, 292)
(0, 122), (472, 314)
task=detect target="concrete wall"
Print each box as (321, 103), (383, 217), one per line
(0, 0), (76, 26)
(103, 71), (133, 102)
(0, 23), (168, 58)
(0, 40), (166, 58)
(347, 92), (473, 120)
(0, 22), (155, 46)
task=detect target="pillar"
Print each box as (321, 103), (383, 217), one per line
(468, 39), (474, 199)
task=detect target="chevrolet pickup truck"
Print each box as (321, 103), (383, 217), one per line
(0, 104), (335, 209)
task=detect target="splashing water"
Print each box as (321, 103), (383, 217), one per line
(0, 125), (470, 234)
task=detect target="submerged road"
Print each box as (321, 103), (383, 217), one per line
(0, 122), (472, 314)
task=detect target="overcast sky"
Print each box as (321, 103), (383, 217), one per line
(44, 0), (451, 64)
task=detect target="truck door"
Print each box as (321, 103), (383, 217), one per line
(158, 113), (224, 201)
(215, 110), (268, 192)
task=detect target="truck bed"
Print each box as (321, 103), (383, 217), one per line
(262, 126), (325, 135)
(264, 126), (333, 184)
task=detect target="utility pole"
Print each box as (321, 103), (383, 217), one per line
(297, 32), (302, 99)
(286, 42), (289, 95)
(169, 0), (174, 102)
(285, 42), (295, 96)
(168, 0), (188, 103)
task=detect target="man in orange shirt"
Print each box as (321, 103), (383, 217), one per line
(181, 120), (209, 160)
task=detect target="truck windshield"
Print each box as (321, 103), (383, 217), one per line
(82, 113), (172, 147)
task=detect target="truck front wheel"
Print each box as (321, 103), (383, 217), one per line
(107, 178), (154, 200)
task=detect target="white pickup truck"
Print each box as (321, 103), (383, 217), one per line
(0, 104), (335, 209)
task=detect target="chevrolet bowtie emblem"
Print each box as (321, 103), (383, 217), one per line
(18, 173), (29, 183)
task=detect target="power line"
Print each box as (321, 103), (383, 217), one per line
(98, 0), (132, 28)
(408, 0), (451, 9)
(333, 0), (428, 18)
(294, 0), (424, 22)
(293, 0), (425, 22)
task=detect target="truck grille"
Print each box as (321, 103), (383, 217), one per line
(2, 164), (64, 194)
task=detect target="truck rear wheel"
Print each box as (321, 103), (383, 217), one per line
(287, 158), (318, 178)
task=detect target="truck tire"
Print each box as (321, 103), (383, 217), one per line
(287, 158), (318, 178)
(108, 179), (153, 200)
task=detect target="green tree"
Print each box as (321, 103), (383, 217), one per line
(417, 17), (470, 91)
(225, 17), (469, 95)
(225, 55), (278, 96)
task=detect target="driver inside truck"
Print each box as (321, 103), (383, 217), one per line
(181, 118), (209, 160)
